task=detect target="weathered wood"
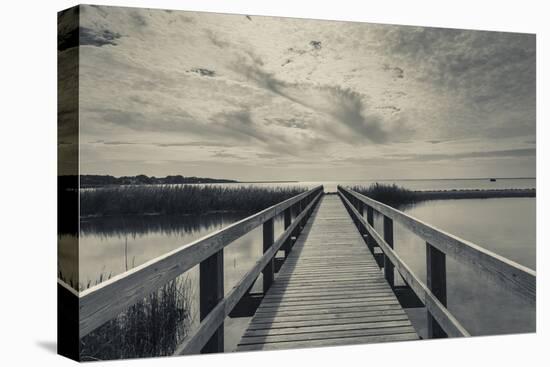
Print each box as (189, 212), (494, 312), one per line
(366, 205), (375, 253)
(426, 242), (447, 338)
(263, 218), (275, 293)
(200, 250), (224, 353)
(241, 325), (417, 345)
(238, 332), (418, 351)
(78, 186), (322, 338)
(247, 314), (410, 330)
(339, 186), (536, 304)
(283, 207), (292, 257)
(250, 309), (407, 324)
(339, 189), (470, 338)
(383, 216), (395, 287)
(237, 195), (417, 351)
(174, 190), (323, 355)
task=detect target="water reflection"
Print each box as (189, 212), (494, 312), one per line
(369, 198), (535, 338)
(77, 211), (289, 353)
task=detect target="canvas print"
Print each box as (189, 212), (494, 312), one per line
(58, 4), (536, 361)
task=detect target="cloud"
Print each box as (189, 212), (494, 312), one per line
(80, 27), (121, 47)
(190, 68), (216, 77)
(392, 148), (536, 162)
(234, 59), (389, 143)
(310, 41), (322, 50)
(383, 64), (404, 79)
(264, 118), (308, 129)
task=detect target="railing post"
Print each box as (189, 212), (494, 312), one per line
(383, 216), (395, 287)
(366, 205), (374, 253)
(426, 242), (448, 338)
(263, 218), (275, 293)
(199, 250), (224, 353)
(283, 207), (292, 258)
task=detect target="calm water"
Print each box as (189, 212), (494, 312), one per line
(203, 177), (535, 193)
(385, 198), (535, 338)
(63, 178), (536, 352)
(69, 211), (293, 352)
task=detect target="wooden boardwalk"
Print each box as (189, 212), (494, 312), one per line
(237, 195), (418, 351)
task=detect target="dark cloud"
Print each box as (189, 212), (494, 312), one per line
(310, 41), (322, 50)
(190, 68), (216, 77)
(383, 64), (404, 79)
(80, 27), (121, 48)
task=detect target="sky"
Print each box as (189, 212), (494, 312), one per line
(63, 5), (536, 181)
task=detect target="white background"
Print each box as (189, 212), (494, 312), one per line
(0, 0), (548, 366)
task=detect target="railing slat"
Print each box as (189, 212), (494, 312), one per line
(338, 186), (536, 304)
(426, 243), (447, 338)
(383, 216), (395, 288)
(263, 218), (275, 293)
(174, 190), (323, 355)
(338, 189), (470, 338)
(283, 208), (292, 258)
(199, 250), (224, 353)
(78, 186), (322, 338)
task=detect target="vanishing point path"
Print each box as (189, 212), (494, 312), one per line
(237, 195), (418, 351)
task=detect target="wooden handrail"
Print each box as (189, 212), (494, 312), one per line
(338, 185), (536, 338)
(70, 185), (323, 339)
(174, 189), (323, 354)
(338, 186), (536, 303)
(338, 190), (469, 338)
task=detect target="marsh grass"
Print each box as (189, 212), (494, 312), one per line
(80, 185), (306, 217)
(79, 277), (193, 361)
(349, 183), (535, 208)
(350, 183), (417, 208)
(59, 271), (193, 361)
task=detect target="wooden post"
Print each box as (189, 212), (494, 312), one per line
(383, 216), (394, 287)
(283, 207), (292, 258)
(426, 242), (448, 338)
(263, 218), (275, 293)
(200, 250), (224, 353)
(367, 206), (374, 226)
(366, 205), (374, 253)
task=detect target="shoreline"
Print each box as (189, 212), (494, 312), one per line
(412, 188), (535, 200)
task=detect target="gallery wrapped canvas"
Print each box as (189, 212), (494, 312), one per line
(58, 4), (536, 362)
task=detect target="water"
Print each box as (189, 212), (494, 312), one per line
(199, 177), (535, 193)
(64, 178), (536, 354)
(68, 210), (291, 352)
(376, 197), (536, 338)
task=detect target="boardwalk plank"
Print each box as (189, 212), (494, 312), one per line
(236, 195), (418, 352)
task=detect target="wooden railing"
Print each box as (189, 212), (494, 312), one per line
(60, 185), (323, 354)
(338, 186), (536, 339)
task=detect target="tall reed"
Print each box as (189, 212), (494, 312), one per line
(80, 185), (306, 217)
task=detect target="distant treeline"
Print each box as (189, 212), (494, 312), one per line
(76, 174), (238, 188)
(350, 183), (536, 208)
